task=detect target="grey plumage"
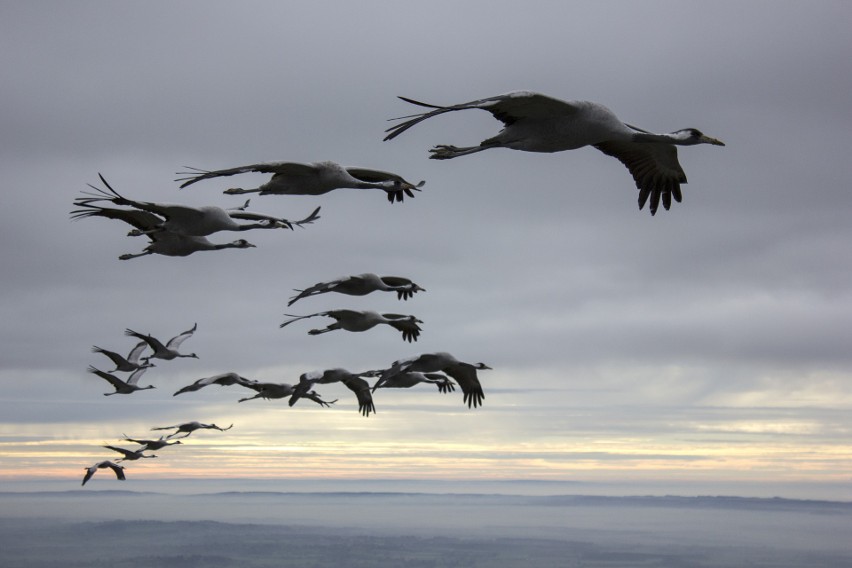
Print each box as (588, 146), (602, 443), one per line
(280, 309), (423, 342)
(82, 461), (126, 486)
(176, 160), (424, 204)
(288, 273), (424, 306)
(385, 91), (724, 215)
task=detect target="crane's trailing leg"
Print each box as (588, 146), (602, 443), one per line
(308, 326), (338, 335)
(429, 145), (492, 160)
(118, 251), (151, 260)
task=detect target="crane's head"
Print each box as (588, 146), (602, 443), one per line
(673, 128), (725, 146)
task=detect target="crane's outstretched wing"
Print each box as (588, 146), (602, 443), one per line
(341, 376), (376, 417)
(382, 314), (422, 343)
(443, 364), (486, 409)
(165, 323), (197, 350)
(87, 365), (125, 390)
(593, 138), (686, 215)
(82, 461), (125, 486)
(125, 367), (150, 386)
(71, 202), (165, 233)
(380, 276), (424, 301)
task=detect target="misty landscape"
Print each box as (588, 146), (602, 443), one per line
(3, 489), (852, 567)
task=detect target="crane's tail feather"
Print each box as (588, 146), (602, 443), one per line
(280, 313), (320, 328)
(174, 166), (218, 188)
(396, 96), (448, 110)
(291, 206), (321, 228)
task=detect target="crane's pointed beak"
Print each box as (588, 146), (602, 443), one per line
(701, 135), (725, 146)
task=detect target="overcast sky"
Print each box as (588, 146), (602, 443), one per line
(1, 1), (851, 493)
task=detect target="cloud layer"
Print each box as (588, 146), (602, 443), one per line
(1, 1), (851, 488)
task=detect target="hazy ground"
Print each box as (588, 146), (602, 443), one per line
(2, 489), (851, 567)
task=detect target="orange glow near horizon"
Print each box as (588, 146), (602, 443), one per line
(3, 429), (852, 483)
(4, 388), (852, 485)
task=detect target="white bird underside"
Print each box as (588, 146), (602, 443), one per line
(384, 90), (724, 215)
(176, 160), (425, 204)
(82, 461), (125, 486)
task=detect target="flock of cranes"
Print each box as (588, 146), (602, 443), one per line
(82, 422), (232, 486)
(71, 175), (321, 259)
(79, 282), (490, 482)
(74, 90), (722, 485)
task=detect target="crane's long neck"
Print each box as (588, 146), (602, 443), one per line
(236, 222), (270, 231)
(629, 128), (698, 146)
(223, 187), (262, 195)
(630, 130), (680, 144)
(215, 242), (244, 250)
(353, 180), (390, 190)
